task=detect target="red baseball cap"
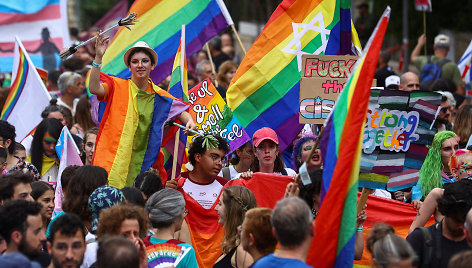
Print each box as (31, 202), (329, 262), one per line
(252, 127), (279, 147)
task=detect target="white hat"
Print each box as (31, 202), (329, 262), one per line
(385, 75), (400, 88)
(123, 41), (158, 67)
(434, 34), (450, 47)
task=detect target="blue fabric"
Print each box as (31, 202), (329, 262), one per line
(88, 186), (123, 231)
(252, 254), (312, 268)
(0, 252), (41, 268)
(412, 174), (456, 201)
(46, 211), (65, 238)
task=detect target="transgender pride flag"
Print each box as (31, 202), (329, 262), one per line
(0, 0), (70, 72)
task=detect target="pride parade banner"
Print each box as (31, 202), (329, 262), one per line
(188, 79), (250, 154)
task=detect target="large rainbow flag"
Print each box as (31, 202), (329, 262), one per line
(0, 0), (69, 72)
(307, 7), (390, 268)
(1, 36), (51, 141)
(91, 73), (189, 189)
(353, 194), (434, 267)
(226, 0), (361, 151)
(101, 0), (233, 84)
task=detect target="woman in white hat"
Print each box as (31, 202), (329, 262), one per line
(88, 34), (196, 188)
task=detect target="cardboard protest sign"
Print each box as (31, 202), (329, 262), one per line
(187, 78), (250, 154)
(299, 55), (377, 124)
(359, 89), (442, 190)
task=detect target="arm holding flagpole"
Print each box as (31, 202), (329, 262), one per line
(89, 34), (109, 99)
(410, 34), (426, 63)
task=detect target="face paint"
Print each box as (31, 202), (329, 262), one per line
(43, 133), (57, 143)
(458, 161), (472, 179)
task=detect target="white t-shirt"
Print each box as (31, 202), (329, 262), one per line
(182, 178), (224, 209)
(56, 97), (79, 115)
(81, 232), (97, 268)
(217, 165), (239, 180)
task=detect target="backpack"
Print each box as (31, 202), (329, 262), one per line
(418, 223), (442, 268)
(419, 56), (450, 90)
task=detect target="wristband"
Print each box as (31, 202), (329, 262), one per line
(92, 61), (102, 68)
(356, 227), (363, 232)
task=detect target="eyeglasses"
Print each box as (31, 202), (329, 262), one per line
(440, 106), (450, 113)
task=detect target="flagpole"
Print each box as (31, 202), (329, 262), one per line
(230, 24), (247, 55)
(423, 11), (427, 56)
(171, 130), (181, 180)
(205, 43), (219, 87)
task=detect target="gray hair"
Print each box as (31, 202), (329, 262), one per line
(209, 36), (222, 51)
(57, 71), (82, 95)
(372, 234), (416, 266)
(196, 60), (210, 75)
(271, 197), (312, 247)
(145, 189), (185, 228)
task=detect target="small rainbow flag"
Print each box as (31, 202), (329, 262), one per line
(101, 0), (233, 83)
(163, 25), (189, 181)
(226, 0), (361, 151)
(168, 25), (188, 102)
(307, 7), (391, 268)
(1, 36), (51, 141)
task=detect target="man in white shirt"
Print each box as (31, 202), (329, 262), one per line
(56, 71), (85, 115)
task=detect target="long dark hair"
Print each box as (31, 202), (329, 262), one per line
(62, 165), (108, 223)
(30, 118), (63, 175)
(250, 143), (285, 173)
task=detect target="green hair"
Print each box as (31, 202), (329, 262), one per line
(419, 131), (456, 199)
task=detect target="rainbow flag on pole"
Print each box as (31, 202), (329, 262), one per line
(1, 36), (51, 141)
(226, 0), (361, 151)
(168, 25), (189, 102)
(101, 0), (233, 84)
(163, 25), (189, 181)
(307, 7), (390, 268)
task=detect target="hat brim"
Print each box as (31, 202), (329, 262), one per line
(123, 46), (158, 67)
(254, 137), (279, 148)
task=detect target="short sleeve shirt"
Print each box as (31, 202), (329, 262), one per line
(413, 55), (463, 87)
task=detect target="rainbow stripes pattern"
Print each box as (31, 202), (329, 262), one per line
(162, 25), (189, 181)
(168, 25), (189, 102)
(101, 0), (231, 83)
(1, 45), (28, 120)
(308, 7), (390, 268)
(226, 0), (361, 151)
(91, 73), (189, 188)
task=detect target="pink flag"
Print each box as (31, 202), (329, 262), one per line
(54, 127), (83, 214)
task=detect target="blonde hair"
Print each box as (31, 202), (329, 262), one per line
(221, 186), (257, 254)
(217, 60), (237, 89)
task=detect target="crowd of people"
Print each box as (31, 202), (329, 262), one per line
(0, 9), (472, 267)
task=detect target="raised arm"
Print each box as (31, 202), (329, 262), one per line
(411, 34), (426, 63)
(408, 188), (444, 234)
(89, 33), (110, 98)
(177, 111), (197, 134)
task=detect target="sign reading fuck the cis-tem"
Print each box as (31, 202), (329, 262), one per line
(299, 55), (376, 124)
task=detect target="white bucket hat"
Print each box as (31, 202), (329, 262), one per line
(123, 41), (158, 67)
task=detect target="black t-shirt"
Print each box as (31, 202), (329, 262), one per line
(374, 66), (395, 88)
(406, 222), (469, 268)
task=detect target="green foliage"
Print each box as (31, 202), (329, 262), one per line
(79, 0), (131, 30)
(372, 1), (472, 51)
